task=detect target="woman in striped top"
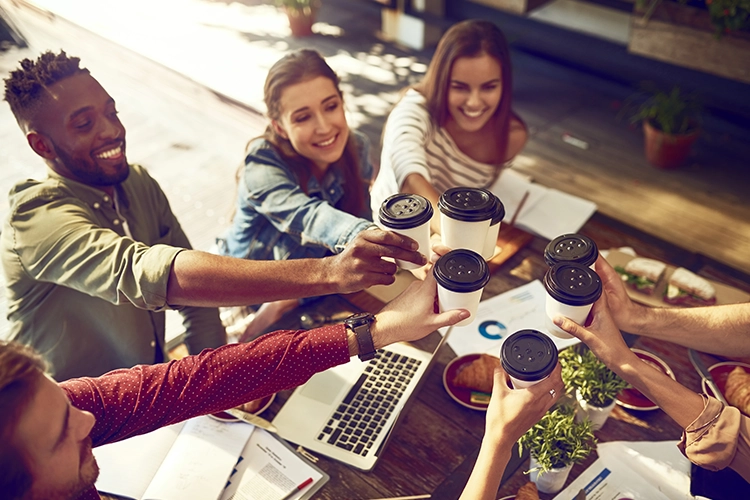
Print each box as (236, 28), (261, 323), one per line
(371, 20), (528, 234)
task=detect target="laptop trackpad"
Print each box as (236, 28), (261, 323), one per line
(300, 370), (348, 405)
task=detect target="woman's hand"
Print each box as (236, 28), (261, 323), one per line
(484, 363), (564, 445)
(594, 256), (648, 334)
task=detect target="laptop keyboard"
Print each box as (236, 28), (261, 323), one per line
(316, 349), (422, 456)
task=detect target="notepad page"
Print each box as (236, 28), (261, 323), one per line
(221, 429), (324, 500)
(143, 416), (254, 500)
(94, 421), (185, 499)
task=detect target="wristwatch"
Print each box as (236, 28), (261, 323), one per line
(344, 312), (376, 361)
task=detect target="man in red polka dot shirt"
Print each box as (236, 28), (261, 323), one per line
(0, 269), (469, 499)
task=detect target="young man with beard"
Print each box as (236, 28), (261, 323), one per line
(1, 51), (427, 381)
(0, 271), (470, 500)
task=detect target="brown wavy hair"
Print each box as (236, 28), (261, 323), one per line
(414, 20), (515, 163)
(0, 341), (47, 499)
(258, 49), (367, 216)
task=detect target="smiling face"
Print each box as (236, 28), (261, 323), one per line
(446, 53), (503, 134)
(13, 374), (98, 499)
(29, 72), (129, 187)
(271, 75), (349, 172)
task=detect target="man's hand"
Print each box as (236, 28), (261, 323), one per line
(371, 265), (469, 347)
(484, 363), (564, 446)
(327, 228), (427, 293)
(594, 256), (647, 333)
(553, 292), (634, 369)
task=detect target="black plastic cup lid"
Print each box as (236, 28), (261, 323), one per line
(437, 187), (496, 222)
(543, 263), (603, 306)
(379, 193), (434, 230)
(501, 329), (558, 382)
(489, 193), (506, 226)
(544, 233), (598, 267)
(433, 249), (490, 293)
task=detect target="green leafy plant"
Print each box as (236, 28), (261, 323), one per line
(560, 345), (629, 407)
(519, 406), (596, 473)
(620, 83), (702, 135)
(635, 0), (750, 37)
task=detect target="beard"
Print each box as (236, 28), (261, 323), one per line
(55, 142), (130, 187)
(28, 438), (100, 500)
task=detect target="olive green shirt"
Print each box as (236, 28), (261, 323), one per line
(1, 164), (225, 380)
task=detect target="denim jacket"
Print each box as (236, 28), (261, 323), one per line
(217, 131), (374, 261)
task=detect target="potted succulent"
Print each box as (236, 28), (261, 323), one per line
(621, 83), (702, 169)
(560, 345), (629, 431)
(519, 406), (597, 494)
(276, 0), (320, 37)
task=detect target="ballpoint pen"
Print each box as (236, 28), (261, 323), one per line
(279, 477), (313, 500)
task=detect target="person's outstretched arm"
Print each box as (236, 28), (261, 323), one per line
(554, 296), (750, 481)
(459, 364), (564, 500)
(167, 228), (425, 307)
(595, 256), (750, 359)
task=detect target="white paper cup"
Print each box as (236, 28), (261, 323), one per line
(433, 249), (490, 327)
(542, 263), (602, 339)
(500, 329), (558, 388)
(379, 193), (434, 270)
(438, 188), (496, 256)
(481, 195), (505, 260)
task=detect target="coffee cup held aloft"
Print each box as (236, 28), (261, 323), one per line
(543, 263), (602, 339)
(379, 193), (433, 270)
(500, 329), (558, 388)
(433, 249), (490, 327)
(481, 194), (505, 260)
(438, 187), (495, 255)
(544, 233), (599, 269)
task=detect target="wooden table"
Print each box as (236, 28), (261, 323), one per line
(257, 212), (750, 500)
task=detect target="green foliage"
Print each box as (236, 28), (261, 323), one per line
(636, 0), (749, 37)
(621, 83), (702, 135)
(519, 406), (596, 473)
(559, 345), (629, 407)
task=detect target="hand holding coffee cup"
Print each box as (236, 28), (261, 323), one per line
(543, 262), (603, 339)
(379, 193), (434, 270)
(438, 187), (496, 256)
(500, 329), (558, 388)
(433, 249), (490, 327)
(544, 233), (599, 269)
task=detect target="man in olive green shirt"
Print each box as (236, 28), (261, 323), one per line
(1, 51), (426, 380)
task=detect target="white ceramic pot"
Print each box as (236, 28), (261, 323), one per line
(529, 456), (573, 494)
(575, 389), (616, 431)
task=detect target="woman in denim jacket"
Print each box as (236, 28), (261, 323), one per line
(217, 50), (391, 340)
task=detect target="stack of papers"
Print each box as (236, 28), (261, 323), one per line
(490, 169), (597, 240)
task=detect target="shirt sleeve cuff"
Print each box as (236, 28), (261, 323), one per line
(678, 395), (741, 472)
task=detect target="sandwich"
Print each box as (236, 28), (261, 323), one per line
(663, 267), (717, 306)
(615, 257), (666, 295)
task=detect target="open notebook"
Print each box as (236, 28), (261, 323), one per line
(93, 415), (327, 500)
(273, 331), (448, 471)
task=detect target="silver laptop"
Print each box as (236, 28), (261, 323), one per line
(272, 331), (449, 471)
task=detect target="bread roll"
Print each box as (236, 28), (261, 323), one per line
(725, 366), (750, 417)
(515, 481), (540, 500)
(453, 354), (499, 394)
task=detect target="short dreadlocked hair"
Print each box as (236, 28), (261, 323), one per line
(3, 50), (89, 129)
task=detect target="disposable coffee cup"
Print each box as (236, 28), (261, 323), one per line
(500, 329), (558, 388)
(543, 263), (603, 339)
(481, 194), (505, 260)
(544, 233), (599, 270)
(438, 187), (495, 255)
(433, 249), (490, 327)
(379, 193), (434, 270)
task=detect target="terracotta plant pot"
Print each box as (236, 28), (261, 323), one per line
(285, 7), (315, 37)
(643, 120), (699, 170)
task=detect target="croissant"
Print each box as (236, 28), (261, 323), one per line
(725, 367), (750, 417)
(515, 481), (540, 500)
(452, 354), (499, 394)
